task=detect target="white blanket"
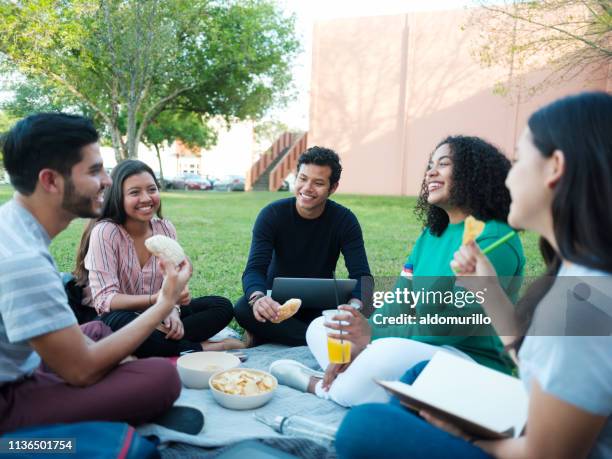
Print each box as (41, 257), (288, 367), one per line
(137, 344), (348, 447)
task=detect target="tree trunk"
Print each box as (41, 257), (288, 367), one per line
(126, 106), (138, 159)
(154, 143), (164, 184)
(108, 122), (127, 162)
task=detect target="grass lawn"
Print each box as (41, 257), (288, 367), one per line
(0, 185), (545, 304)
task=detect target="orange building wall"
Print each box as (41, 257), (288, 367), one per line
(308, 10), (611, 196)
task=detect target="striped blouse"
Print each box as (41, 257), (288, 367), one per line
(84, 219), (177, 314)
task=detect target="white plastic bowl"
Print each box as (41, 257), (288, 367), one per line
(176, 351), (241, 389)
(209, 368), (277, 410)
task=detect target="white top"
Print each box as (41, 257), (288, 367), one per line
(519, 262), (612, 459)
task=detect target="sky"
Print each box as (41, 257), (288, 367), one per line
(273, 0), (478, 130)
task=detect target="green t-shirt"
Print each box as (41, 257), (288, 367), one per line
(369, 219), (525, 374)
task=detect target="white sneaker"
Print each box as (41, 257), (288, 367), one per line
(269, 359), (324, 393)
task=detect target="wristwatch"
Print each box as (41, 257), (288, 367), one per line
(248, 292), (265, 308)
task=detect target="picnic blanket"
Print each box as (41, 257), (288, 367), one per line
(137, 344), (348, 451)
(160, 438), (333, 459)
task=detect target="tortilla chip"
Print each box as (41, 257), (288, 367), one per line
(211, 369), (276, 395)
(463, 216), (486, 245)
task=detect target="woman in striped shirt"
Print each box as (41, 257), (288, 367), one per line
(75, 160), (244, 357)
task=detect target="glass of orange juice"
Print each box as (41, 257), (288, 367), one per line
(322, 309), (351, 364)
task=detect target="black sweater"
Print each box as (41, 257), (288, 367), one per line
(242, 197), (371, 300)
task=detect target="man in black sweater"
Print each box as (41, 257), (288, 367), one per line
(235, 146), (372, 346)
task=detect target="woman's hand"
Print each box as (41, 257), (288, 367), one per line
(162, 307), (185, 340)
(178, 286), (191, 306)
(451, 241), (518, 342)
(322, 362), (350, 390)
(451, 241), (499, 293)
(419, 410), (474, 443)
(326, 305), (372, 352)
(451, 241), (497, 277)
(321, 342), (365, 390)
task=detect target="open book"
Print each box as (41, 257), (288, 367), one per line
(376, 352), (528, 439)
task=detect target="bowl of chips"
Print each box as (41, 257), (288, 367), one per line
(177, 352), (241, 389)
(209, 368), (277, 410)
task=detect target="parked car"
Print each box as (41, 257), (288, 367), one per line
(158, 176), (175, 190)
(205, 175), (220, 188)
(214, 175), (245, 192)
(166, 174), (211, 190)
(163, 175), (184, 190)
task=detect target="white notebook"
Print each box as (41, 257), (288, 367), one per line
(376, 351), (528, 439)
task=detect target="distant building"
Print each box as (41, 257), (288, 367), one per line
(101, 118), (254, 179)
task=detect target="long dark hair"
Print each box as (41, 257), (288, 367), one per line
(415, 135), (512, 236)
(74, 160), (163, 285)
(515, 91), (612, 343)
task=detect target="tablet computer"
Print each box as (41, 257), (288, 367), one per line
(271, 277), (357, 310)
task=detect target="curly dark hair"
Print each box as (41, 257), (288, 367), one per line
(297, 146), (342, 189)
(415, 135), (512, 236)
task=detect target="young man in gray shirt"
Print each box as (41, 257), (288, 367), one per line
(0, 113), (191, 432)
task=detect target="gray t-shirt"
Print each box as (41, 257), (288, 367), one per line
(519, 263), (612, 459)
(0, 199), (77, 384)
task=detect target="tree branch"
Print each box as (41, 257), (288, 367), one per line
(44, 72), (112, 126)
(481, 3), (612, 56)
(135, 85), (195, 146)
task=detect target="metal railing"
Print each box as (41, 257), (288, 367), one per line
(246, 131), (308, 191)
(268, 132), (308, 191)
(246, 132), (297, 191)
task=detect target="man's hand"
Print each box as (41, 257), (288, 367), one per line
(162, 307), (184, 340)
(253, 296), (281, 323)
(326, 305), (372, 352)
(156, 258), (192, 316)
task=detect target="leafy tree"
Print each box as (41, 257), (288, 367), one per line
(0, 0), (299, 160)
(141, 111), (216, 182)
(468, 0), (612, 95)
(0, 110), (16, 133)
(253, 119), (289, 148)
(0, 110), (18, 173)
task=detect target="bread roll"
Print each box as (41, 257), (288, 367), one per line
(144, 235), (186, 265)
(271, 298), (302, 323)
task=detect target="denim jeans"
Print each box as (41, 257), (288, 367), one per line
(335, 361), (494, 459)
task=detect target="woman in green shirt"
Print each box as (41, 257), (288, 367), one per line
(270, 135), (525, 407)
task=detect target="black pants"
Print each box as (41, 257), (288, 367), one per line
(101, 295), (234, 357)
(233, 295), (321, 346)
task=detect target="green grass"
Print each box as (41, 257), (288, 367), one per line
(0, 185), (545, 303)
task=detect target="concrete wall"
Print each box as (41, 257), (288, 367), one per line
(308, 10), (611, 196)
